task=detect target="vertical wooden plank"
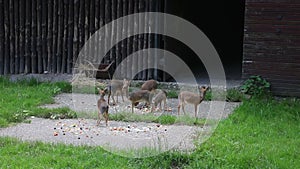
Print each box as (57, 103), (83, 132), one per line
(143, 0), (149, 79)
(67, 0), (74, 74)
(41, 0), (48, 72)
(14, 0), (20, 74)
(62, 0), (69, 73)
(99, 0), (105, 63)
(19, 0), (25, 73)
(148, 0), (154, 79)
(138, 0), (145, 80)
(111, 0), (117, 67)
(104, 0), (111, 63)
(9, 0), (15, 74)
(31, 0), (37, 73)
(24, 0), (32, 74)
(122, 0), (128, 78)
(84, 0), (90, 63)
(0, 0), (4, 74)
(47, 0), (53, 72)
(56, 0), (64, 73)
(90, 0), (96, 63)
(116, 0), (122, 78)
(127, 0), (134, 78)
(78, 0), (85, 54)
(4, 0), (10, 74)
(94, 0), (100, 63)
(73, 0), (80, 66)
(52, 0), (58, 73)
(132, 0), (139, 79)
(37, 0), (43, 73)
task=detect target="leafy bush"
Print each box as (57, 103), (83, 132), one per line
(167, 90), (178, 98)
(240, 75), (271, 96)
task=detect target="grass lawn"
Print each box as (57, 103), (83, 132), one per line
(0, 77), (299, 168)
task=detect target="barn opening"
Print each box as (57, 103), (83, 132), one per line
(164, 0), (246, 81)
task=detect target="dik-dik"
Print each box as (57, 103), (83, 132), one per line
(105, 79), (130, 105)
(178, 86), (209, 117)
(152, 90), (167, 112)
(128, 90), (153, 113)
(141, 79), (158, 92)
(134, 79), (157, 107)
(97, 89), (109, 126)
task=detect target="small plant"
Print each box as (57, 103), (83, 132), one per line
(240, 75), (271, 96)
(154, 115), (176, 125)
(167, 90), (178, 98)
(226, 88), (245, 102)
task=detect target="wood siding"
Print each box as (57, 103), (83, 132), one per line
(243, 0), (300, 96)
(0, 0), (165, 80)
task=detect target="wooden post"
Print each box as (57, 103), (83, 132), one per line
(9, 0), (15, 74)
(56, 0), (64, 73)
(104, 0), (111, 63)
(52, 0), (58, 73)
(143, 0), (149, 79)
(47, 0), (53, 73)
(37, 0), (43, 73)
(116, 0), (123, 78)
(127, 0), (134, 78)
(41, 0), (48, 73)
(122, 0), (128, 78)
(111, 0), (117, 68)
(90, 0), (96, 64)
(0, 0), (4, 74)
(31, 0), (37, 73)
(67, 0), (74, 74)
(84, 0), (90, 63)
(24, 0), (31, 74)
(62, 0), (69, 73)
(138, 0), (145, 80)
(3, 0), (10, 74)
(99, 0), (105, 63)
(78, 0), (85, 57)
(132, 0), (139, 79)
(148, 0), (154, 79)
(73, 0), (80, 67)
(14, 0), (20, 74)
(19, 0), (25, 73)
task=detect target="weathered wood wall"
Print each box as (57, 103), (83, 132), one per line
(0, 0), (165, 80)
(243, 0), (300, 96)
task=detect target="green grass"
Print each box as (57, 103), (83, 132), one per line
(109, 112), (206, 126)
(0, 76), (299, 168)
(0, 77), (75, 127)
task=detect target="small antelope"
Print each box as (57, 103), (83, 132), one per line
(152, 90), (167, 112)
(128, 90), (153, 113)
(141, 79), (158, 92)
(105, 79), (130, 105)
(97, 89), (109, 126)
(178, 86), (209, 117)
(135, 79), (158, 107)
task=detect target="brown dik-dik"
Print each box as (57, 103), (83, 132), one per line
(152, 90), (167, 112)
(97, 89), (109, 126)
(177, 86), (209, 117)
(105, 79), (130, 105)
(135, 79), (157, 107)
(141, 79), (158, 92)
(128, 90), (153, 113)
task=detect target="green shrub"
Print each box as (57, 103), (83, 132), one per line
(240, 75), (271, 96)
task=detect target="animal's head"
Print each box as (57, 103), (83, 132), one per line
(97, 88), (106, 97)
(122, 79), (131, 89)
(198, 86), (209, 97)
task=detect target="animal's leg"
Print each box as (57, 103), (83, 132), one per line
(194, 105), (198, 118)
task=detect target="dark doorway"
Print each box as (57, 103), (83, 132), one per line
(164, 0), (245, 80)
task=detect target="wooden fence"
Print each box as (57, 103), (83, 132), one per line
(0, 0), (166, 80)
